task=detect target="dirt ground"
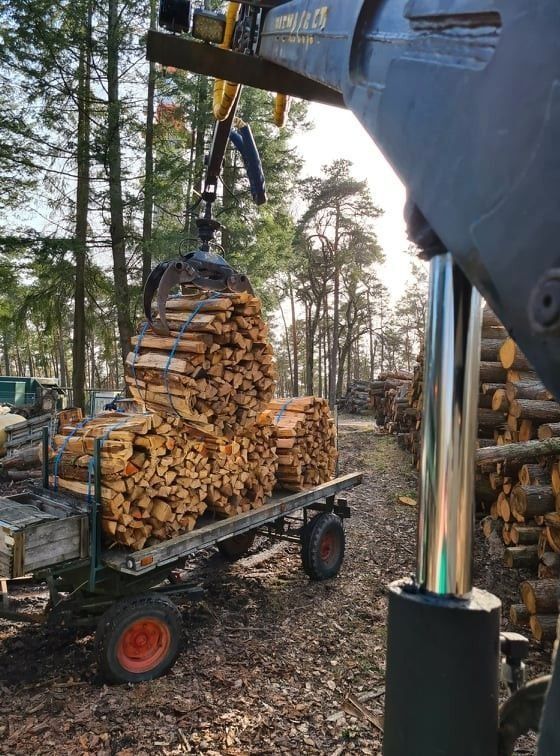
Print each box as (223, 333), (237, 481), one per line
(0, 416), (553, 755)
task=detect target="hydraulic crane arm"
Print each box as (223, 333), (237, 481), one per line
(148, 0), (560, 401)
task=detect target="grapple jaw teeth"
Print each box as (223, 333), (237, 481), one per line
(143, 261), (169, 330)
(143, 253), (254, 336)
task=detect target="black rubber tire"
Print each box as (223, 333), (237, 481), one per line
(217, 530), (256, 560)
(95, 594), (183, 684)
(300, 513), (345, 581)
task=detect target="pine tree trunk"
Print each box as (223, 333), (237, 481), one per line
(288, 274), (299, 396)
(72, 0), (92, 410)
(107, 0), (132, 366)
(141, 0), (157, 287)
(2, 333), (10, 376)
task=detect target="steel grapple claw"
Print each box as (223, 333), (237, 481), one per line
(142, 249), (254, 335)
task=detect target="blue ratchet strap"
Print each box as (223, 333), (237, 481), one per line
(275, 398), (295, 424)
(86, 418), (132, 503)
(162, 292), (222, 416)
(52, 416), (93, 491)
(130, 320), (150, 400)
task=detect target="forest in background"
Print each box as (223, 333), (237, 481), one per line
(0, 0), (427, 409)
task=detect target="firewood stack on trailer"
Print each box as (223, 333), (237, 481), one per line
(50, 289), (339, 552)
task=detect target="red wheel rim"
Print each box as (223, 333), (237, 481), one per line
(116, 617), (171, 674)
(320, 531), (336, 563)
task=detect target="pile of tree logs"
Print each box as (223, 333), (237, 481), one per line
(476, 329), (560, 640)
(51, 411), (211, 550)
(125, 291), (276, 439)
(268, 396), (337, 491)
(337, 380), (375, 413)
(510, 580), (559, 642)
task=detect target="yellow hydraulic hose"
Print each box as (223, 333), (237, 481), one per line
(273, 93), (291, 127)
(213, 2), (241, 121)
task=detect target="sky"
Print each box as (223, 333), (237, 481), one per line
(293, 102), (413, 302)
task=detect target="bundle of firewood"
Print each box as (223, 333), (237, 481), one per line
(268, 397), (337, 491)
(125, 291), (276, 439)
(51, 411), (211, 551)
(205, 410), (278, 516)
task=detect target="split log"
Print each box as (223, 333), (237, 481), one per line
(510, 604), (531, 628)
(51, 411), (211, 550)
(520, 579), (559, 614)
(530, 614), (559, 642)
(552, 463), (560, 496)
(504, 545), (539, 568)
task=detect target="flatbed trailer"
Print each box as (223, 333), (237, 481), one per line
(0, 463), (362, 683)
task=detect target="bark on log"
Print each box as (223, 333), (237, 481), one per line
(480, 339), (504, 362)
(511, 525), (543, 545)
(476, 438), (560, 466)
(491, 389), (509, 413)
(520, 579), (559, 614)
(530, 614), (559, 642)
(511, 485), (554, 518)
(506, 381), (553, 402)
(509, 399), (560, 423)
(479, 362), (507, 383)
(510, 603), (531, 627)
(504, 545), (539, 568)
(519, 464), (550, 487)
(539, 552), (560, 579)
(499, 338), (532, 371)
(538, 422), (560, 440)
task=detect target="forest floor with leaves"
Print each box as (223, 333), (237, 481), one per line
(0, 416), (553, 755)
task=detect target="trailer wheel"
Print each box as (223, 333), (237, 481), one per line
(301, 513), (345, 581)
(217, 530), (256, 560)
(96, 594), (182, 684)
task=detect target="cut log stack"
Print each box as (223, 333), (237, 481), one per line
(268, 396), (337, 491)
(367, 372), (413, 429)
(337, 380), (375, 414)
(510, 580), (559, 643)
(125, 291), (276, 440)
(476, 327), (560, 641)
(51, 411), (211, 550)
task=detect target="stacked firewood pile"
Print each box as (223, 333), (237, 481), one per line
(125, 291), (276, 439)
(50, 290), (339, 552)
(204, 409), (278, 516)
(51, 411), (211, 550)
(268, 397), (337, 491)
